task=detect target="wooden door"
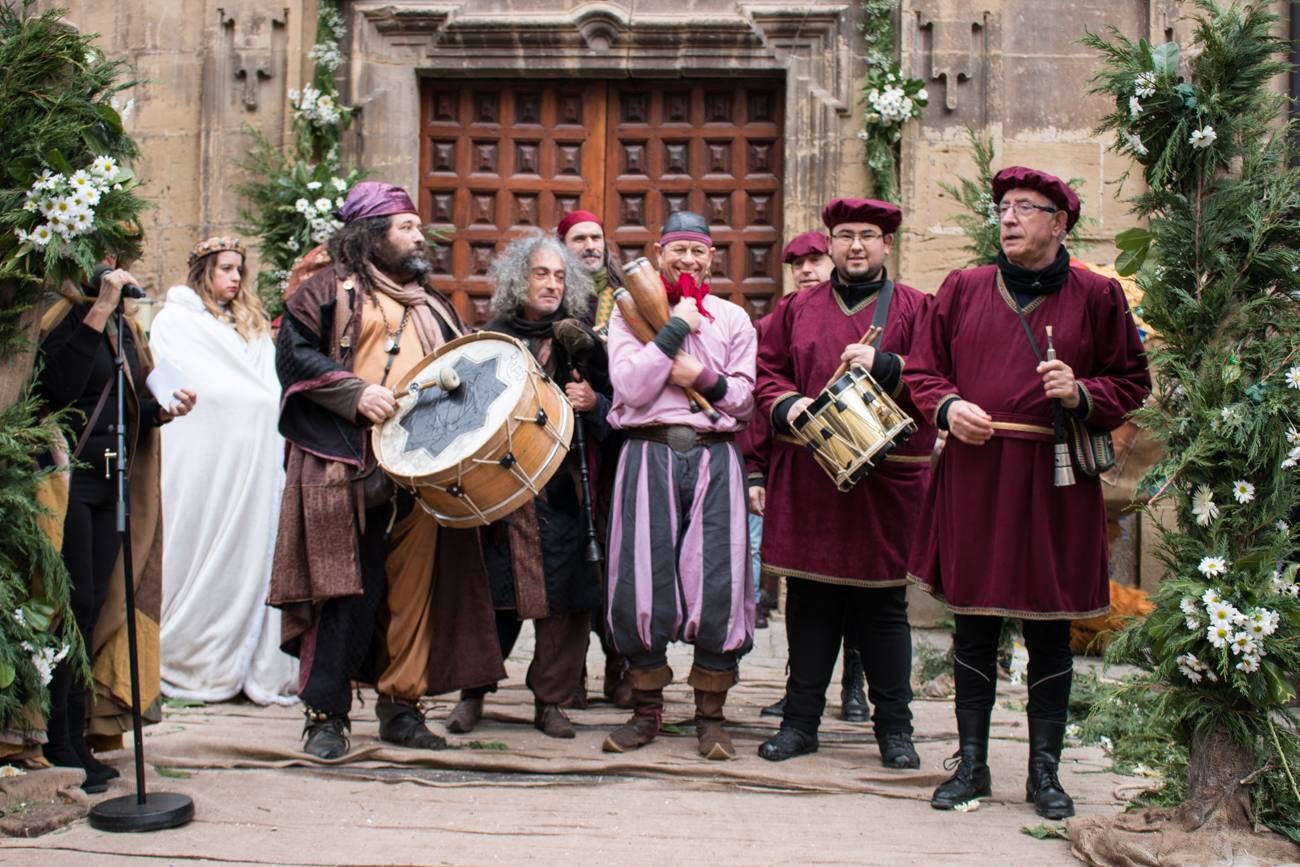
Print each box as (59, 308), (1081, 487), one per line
(420, 79), (784, 324)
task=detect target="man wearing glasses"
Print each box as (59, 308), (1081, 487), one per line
(753, 198), (935, 768)
(904, 167), (1149, 818)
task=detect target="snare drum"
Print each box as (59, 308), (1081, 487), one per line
(372, 332), (574, 527)
(792, 366), (917, 491)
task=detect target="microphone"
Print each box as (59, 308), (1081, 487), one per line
(89, 264), (147, 300)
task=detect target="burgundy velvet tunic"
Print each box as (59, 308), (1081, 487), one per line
(903, 264), (1150, 619)
(755, 280), (936, 587)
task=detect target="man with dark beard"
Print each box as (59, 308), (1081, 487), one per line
(442, 231), (611, 739)
(558, 210), (623, 334)
(270, 182), (504, 760)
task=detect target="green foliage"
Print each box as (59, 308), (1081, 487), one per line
(236, 0), (360, 317)
(0, 0), (146, 354)
(857, 2), (926, 202)
(1020, 824), (1069, 840)
(0, 378), (87, 733)
(1084, 0), (1300, 838)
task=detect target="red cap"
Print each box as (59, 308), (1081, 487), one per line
(338, 182), (418, 225)
(781, 231), (829, 263)
(992, 166), (1080, 231)
(557, 209), (602, 239)
(821, 198), (902, 234)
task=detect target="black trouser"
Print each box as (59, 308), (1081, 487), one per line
(782, 579), (913, 737)
(952, 614), (1073, 722)
(300, 498), (407, 716)
(48, 469), (123, 750)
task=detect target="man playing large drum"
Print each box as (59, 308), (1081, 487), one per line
(271, 182), (503, 760)
(602, 210), (758, 760)
(753, 198), (934, 767)
(441, 230), (612, 739)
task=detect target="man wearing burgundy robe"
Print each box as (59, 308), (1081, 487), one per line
(753, 199), (935, 767)
(904, 167), (1150, 819)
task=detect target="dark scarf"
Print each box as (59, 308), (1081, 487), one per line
(490, 308), (564, 340)
(831, 267), (887, 310)
(997, 246), (1070, 299)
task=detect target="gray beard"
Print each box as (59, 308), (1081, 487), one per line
(376, 253), (432, 282)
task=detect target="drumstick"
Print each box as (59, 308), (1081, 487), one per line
(826, 325), (883, 388)
(613, 288), (722, 422)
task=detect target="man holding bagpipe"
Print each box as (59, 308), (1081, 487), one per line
(600, 210), (758, 760)
(904, 167), (1150, 818)
(753, 198), (935, 768)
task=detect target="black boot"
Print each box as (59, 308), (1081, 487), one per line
(302, 708), (351, 760)
(931, 709), (992, 809)
(45, 666), (116, 794)
(757, 727), (818, 761)
(1026, 717), (1074, 819)
(876, 729), (921, 769)
(759, 696), (786, 718)
(839, 648), (868, 723)
(377, 697), (447, 750)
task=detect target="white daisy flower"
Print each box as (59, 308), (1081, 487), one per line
(1188, 126), (1217, 149)
(90, 155), (119, 178)
(1220, 407), (1238, 422)
(1235, 654), (1260, 673)
(1129, 96), (1143, 118)
(1134, 72), (1157, 98)
(306, 181), (322, 190)
(1178, 664), (1202, 683)
(1123, 131), (1149, 156)
(1205, 669), (1219, 683)
(1179, 598), (1198, 616)
(15, 227), (29, 243)
(29, 224), (53, 246)
(1198, 556), (1228, 578)
(1285, 428), (1300, 446)
(1202, 587), (1223, 606)
(295, 198), (311, 213)
(1185, 616), (1202, 630)
(314, 197), (333, 213)
(1279, 520), (1291, 533)
(1229, 631), (1256, 656)
(82, 186), (101, 207)
(68, 169), (94, 189)
(1249, 609), (1279, 637)
(1206, 601), (1237, 625)
(331, 177), (348, 192)
(69, 214), (93, 236)
(1206, 623), (1232, 647)
(1285, 366), (1300, 390)
(22, 199), (37, 212)
(1192, 485), (1218, 526)
(1231, 480), (1255, 504)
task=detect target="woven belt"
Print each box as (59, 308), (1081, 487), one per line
(626, 424), (734, 451)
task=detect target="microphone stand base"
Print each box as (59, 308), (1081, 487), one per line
(88, 792), (194, 833)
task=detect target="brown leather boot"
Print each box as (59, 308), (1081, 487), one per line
(603, 654), (634, 709)
(445, 694), (484, 734)
(602, 665), (672, 753)
(689, 664), (738, 760)
(562, 665), (589, 710)
(534, 703), (577, 739)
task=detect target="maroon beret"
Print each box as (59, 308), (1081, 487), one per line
(821, 198), (902, 234)
(782, 231), (830, 263)
(338, 182), (418, 225)
(557, 209), (602, 239)
(992, 166), (1080, 231)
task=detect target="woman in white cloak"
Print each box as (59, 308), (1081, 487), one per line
(149, 237), (298, 705)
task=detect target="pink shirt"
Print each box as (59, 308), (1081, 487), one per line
(606, 294), (757, 432)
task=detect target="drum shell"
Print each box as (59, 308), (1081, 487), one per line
(373, 332), (575, 527)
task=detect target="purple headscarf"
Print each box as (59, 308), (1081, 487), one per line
(338, 182), (419, 225)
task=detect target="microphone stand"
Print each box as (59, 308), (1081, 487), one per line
(88, 301), (193, 833)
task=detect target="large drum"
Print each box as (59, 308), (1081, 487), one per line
(792, 366), (917, 492)
(373, 332), (574, 527)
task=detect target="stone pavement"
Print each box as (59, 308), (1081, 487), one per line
(0, 622), (1130, 865)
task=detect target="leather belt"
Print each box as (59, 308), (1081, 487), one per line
(626, 424), (734, 451)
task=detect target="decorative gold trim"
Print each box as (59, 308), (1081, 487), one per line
(763, 563), (909, 588)
(906, 574), (1110, 621)
(832, 286), (879, 317)
(990, 421), (1054, 436)
(890, 355), (907, 398)
(995, 268), (1049, 315)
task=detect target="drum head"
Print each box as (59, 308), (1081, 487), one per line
(375, 333), (532, 478)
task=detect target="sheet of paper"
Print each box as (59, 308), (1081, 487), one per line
(146, 357), (189, 411)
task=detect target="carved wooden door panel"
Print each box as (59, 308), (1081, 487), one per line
(420, 79), (783, 324)
(603, 81), (784, 319)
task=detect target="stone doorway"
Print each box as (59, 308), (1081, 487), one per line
(419, 78), (785, 324)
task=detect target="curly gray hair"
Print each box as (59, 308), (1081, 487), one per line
(487, 230), (594, 319)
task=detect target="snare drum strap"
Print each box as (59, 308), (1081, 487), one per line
(869, 278), (895, 347)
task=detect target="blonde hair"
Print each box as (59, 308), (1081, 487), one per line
(186, 250), (269, 340)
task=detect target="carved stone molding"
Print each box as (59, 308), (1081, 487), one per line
(911, 0), (993, 114)
(218, 5), (289, 111)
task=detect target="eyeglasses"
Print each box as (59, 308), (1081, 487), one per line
(996, 201), (1058, 218)
(831, 230), (884, 244)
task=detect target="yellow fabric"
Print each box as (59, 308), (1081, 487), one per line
(33, 471), (68, 552)
(93, 610), (161, 713)
(354, 291), (426, 387)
